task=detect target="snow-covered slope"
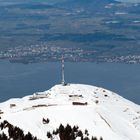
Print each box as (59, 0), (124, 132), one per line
(0, 84), (140, 140)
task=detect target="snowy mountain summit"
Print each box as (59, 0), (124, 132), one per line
(0, 84), (140, 140)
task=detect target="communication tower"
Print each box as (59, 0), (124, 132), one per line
(61, 56), (65, 86)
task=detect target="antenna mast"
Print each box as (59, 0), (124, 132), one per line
(61, 56), (65, 86)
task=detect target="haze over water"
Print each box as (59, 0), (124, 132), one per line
(0, 60), (140, 105)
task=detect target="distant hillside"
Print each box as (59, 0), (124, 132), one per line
(0, 0), (140, 63)
(55, 0), (119, 11)
(116, 0), (140, 3)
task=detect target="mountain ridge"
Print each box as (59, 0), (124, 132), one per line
(0, 84), (140, 140)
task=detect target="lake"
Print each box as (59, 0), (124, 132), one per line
(0, 60), (140, 105)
